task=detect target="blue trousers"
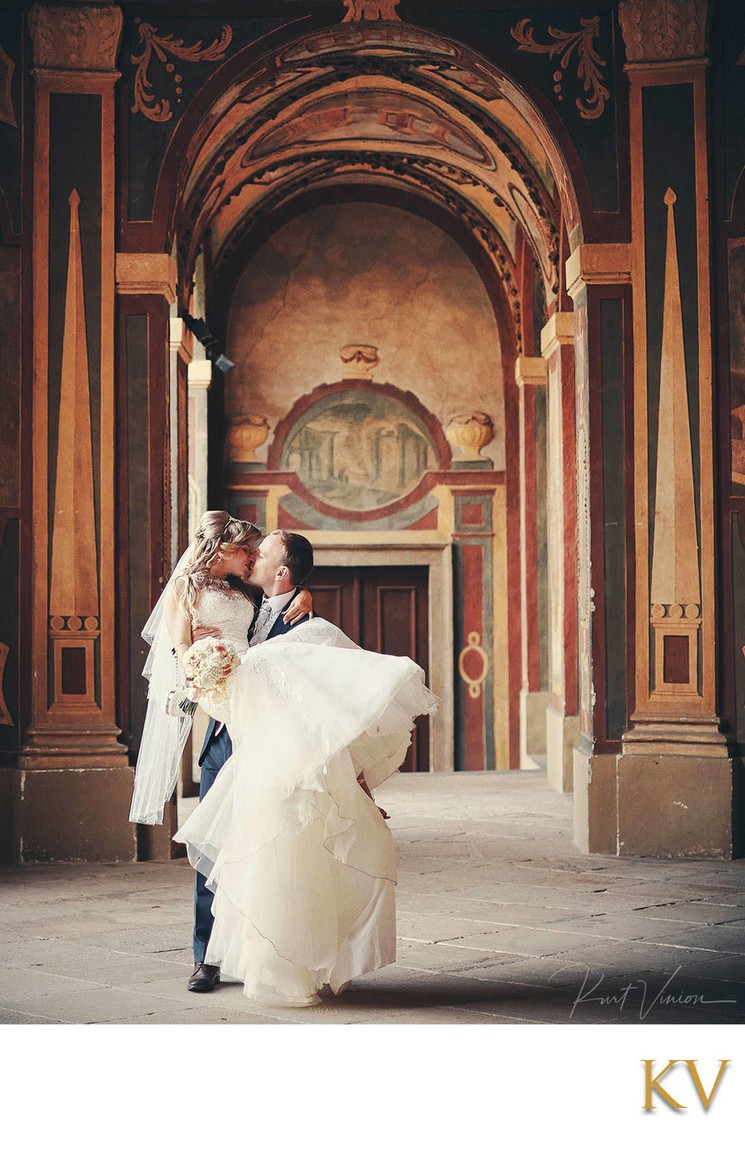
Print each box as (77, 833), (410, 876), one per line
(192, 725), (233, 962)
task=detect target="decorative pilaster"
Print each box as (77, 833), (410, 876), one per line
(617, 0), (734, 857)
(449, 474), (504, 771)
(115, 255), (180, 861)
(188, 358), (213, 538)
(566, 243), (632, 854)
(541, 311), (579, 793)
(19, 3), (135, 863)
(515, 356), (548, 770)
(169, 317), (192, 569)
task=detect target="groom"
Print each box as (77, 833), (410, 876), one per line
(188, 529), (315, 992)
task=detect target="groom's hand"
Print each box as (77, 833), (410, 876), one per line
(192, 625), (222, 642)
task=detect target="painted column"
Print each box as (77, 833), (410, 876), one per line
(541, 311), (579, 792)
(566, 243), (632, 853)
(187, 357), (213, 538)
(450, 475), (504, 771)
(169, 318), (192, 569)
(18, 3), (135, 861)
(515, 355), (549, 770)
(115, 251), (178, 859)
(616, 0), (734, 856)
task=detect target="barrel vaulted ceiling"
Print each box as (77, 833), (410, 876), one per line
(172, 23), (574, 330)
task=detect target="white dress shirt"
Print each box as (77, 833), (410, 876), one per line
(249, 589), (295, 647)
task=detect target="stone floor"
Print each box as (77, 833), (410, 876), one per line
(1, 771), (744, 1025)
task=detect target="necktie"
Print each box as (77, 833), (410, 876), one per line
(250, 599), (273, 646)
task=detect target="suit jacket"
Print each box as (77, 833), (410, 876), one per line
(198, 588), (309, 765)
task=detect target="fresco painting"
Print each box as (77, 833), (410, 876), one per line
(281, 389), (436, 511)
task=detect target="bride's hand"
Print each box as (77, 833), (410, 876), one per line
(285, 587), (313, 625)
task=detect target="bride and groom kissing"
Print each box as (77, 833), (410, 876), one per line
(130, 512), (435, 1009)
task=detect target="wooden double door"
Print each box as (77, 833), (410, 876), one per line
(308, 566), (430, 772)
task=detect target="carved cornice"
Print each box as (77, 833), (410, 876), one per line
(540, 311), (575, 358)
(514, 356), (547, 388)
(29, 3), (122, 73)
(116, 252), (177, 303)
(565, 242), (632, 299)
(617, 0), (708, 64)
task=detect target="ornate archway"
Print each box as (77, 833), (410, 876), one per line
(8, 1), (737, 863)
(134, 19), (588, 803)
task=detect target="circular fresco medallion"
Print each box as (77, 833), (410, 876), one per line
(280, 388), (437, 512)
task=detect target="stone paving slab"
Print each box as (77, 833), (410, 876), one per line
(10, 986), (198, 1024)
(623, 903), (745, 925)
(1, 771), (744, 1024)
(36, 954), (186, 986)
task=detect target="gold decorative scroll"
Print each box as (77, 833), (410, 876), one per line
(131, 21), (233, 122)
(49, 190), (99, 620)
(510, 17), (609, 120)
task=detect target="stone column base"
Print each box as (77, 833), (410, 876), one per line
(573, 748), (618, 854)
(616, 752), (738, 858)
(10, 760), (137, 862)
(546, 706), (579, 793)
(519, 688), (549, 769)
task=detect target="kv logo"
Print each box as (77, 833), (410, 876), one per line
(642, 1060), (731, 1111)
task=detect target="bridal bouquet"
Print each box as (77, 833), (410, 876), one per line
(182, 637), (241, 705)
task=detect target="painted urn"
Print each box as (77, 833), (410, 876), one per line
(226, 415), (270, 462)
(339, 344), (380, 379)
(445, 411), (494, 460)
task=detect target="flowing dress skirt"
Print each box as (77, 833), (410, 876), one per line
(175, 622), (436, 1007)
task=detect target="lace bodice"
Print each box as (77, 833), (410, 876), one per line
(193, 580), (255, 654)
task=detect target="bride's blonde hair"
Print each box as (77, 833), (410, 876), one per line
(176, 510), (261, 620)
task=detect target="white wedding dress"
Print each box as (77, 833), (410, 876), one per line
(173, 581), (436, 1007)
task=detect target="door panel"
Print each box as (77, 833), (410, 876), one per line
(310, 566), (429, 771)
(307, 569), (360, 640)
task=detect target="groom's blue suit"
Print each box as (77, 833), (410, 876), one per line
(193, 591), (309, 962)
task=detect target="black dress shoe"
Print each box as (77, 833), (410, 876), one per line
(188, 962), (220, 992)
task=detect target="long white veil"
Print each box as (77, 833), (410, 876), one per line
(129, 549), (194, 825)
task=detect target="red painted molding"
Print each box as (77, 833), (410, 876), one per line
(228, 464), (505, 525)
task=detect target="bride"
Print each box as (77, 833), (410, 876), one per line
(130, 511), (436, 1007)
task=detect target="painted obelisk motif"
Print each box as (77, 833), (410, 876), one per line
(649, 188), (701, 696)
(49, 189), (99, 621)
